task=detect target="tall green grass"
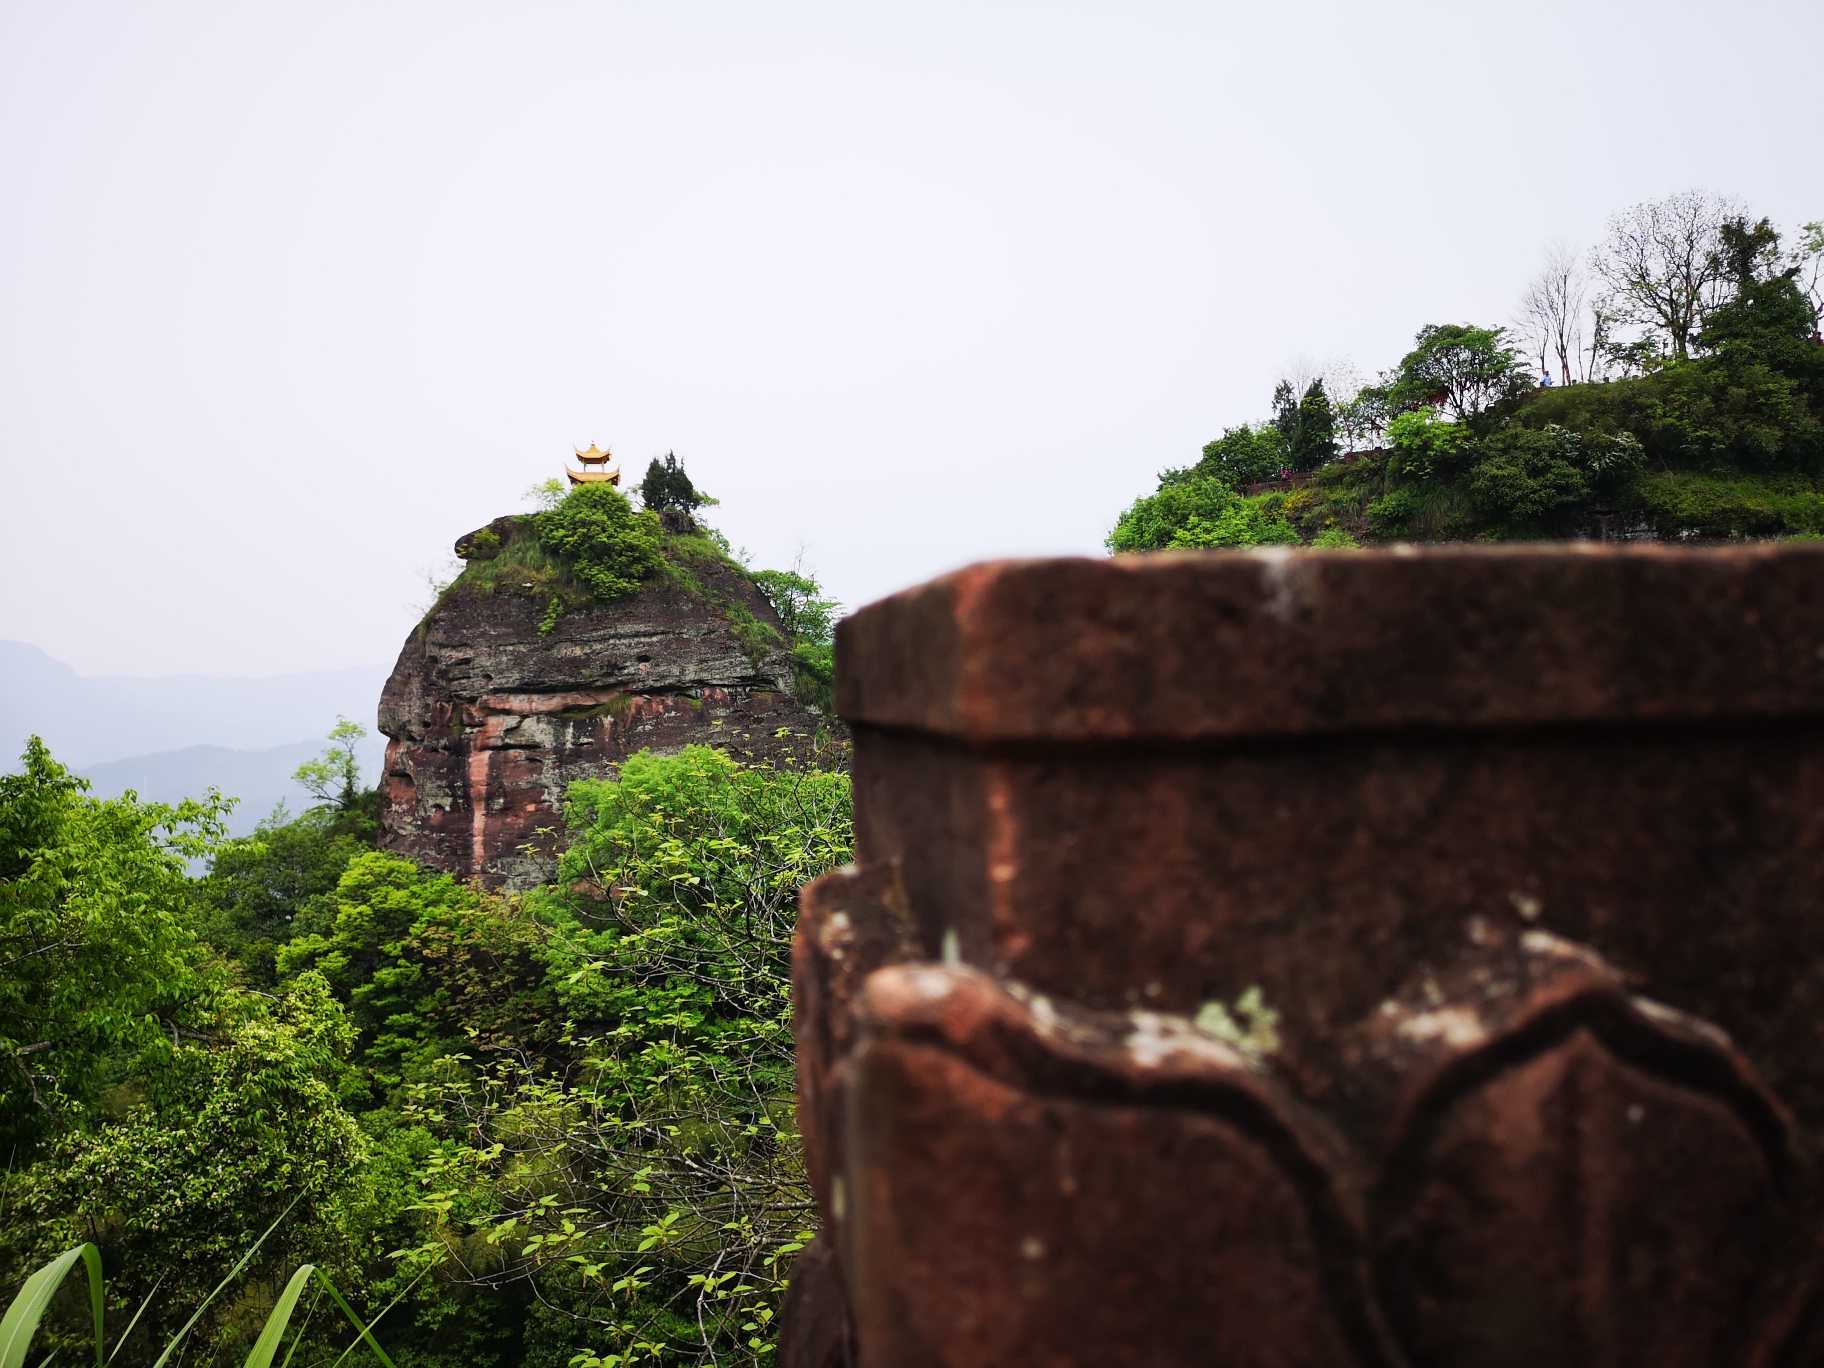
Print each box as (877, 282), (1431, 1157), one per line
(1, 1203), (400, 1368)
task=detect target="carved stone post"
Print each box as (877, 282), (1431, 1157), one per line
(788, 544), (1824, 1367)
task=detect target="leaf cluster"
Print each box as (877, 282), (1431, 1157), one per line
(381, 747), (851, 1367)
(535, 486), (666, 601)
(752, 569), (842, 712)
(0, 739), (230, 1153)
(1107, 476), (1300, 552)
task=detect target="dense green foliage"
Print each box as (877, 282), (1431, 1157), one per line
(1273, 379), (1338, 471)
(751, 570), (840, 712)
(1193, 424), (1284, 490)
(0, 740), (228, 1154)
(394, 747), (848, 1367)
(1378, 324), (1530, 422)
(535, 486), (667, 601)
(638, 453), (713, 514)
(1111, 208), (1823, 549)
(2, 727), (850, 1368)
(437, 458), (841, 714)
(1107, 476), (1306, 552)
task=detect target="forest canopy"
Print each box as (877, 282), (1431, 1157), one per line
(2, 730), (848, 1368)
(1110, 194), (1823, 550)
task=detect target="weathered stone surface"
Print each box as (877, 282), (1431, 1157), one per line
(789, 544), (1824, 1367)
(835, 544), (1824, 741)
(379, 546), (834, 888)
(794, 862), (921, 1232)
(1344, 924), (1804, 1367)
(839, 546), (1824, 1132)
(842, 964), (1388, 1368)
(778, 1236), (855, 1368)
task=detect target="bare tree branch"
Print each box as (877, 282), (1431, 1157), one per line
(1591, 189), (1743, 362)
(1515, 241), (1587, 386)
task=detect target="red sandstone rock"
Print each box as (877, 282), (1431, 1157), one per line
(790, 544), (1824, 1368)
(794, 862), (921, 1234)
(778, 1235), (854, 1368)
(841, 963), (1388, 1368)
(379, 535), (836, 887)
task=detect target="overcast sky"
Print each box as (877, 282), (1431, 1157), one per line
(2, 0), (1818, 677)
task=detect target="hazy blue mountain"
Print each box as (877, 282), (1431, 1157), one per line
(1, 640), (392, 770)
(79, 737), (388, 838)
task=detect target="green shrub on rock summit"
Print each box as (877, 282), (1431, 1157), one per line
(533, 484), (664, 600)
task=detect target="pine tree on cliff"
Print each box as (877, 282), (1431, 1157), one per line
(639, 452), (714, 513)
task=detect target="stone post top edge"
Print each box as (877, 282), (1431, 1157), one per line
(834, 543), (1824, 743)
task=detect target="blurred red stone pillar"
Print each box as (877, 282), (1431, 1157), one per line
(787, 545), (1824, 1368)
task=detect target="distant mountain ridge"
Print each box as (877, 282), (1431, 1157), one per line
(78, 738), (389, 838)
(3, 641), (391, 837)
(1, 640), (390, 769)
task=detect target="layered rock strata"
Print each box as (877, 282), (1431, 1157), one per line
(378, 524), (833, 889)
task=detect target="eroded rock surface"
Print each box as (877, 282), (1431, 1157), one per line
(378, 533), (833, 888)
(792, 543), (1824, 1368)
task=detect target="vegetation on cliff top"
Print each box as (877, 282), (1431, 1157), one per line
(1111, 195), (1824, 550)
(535, 484), (667, 600)
(432, 456), (841, 712)
(4, 731), (848, 1367)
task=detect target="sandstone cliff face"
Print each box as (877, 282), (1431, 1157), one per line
(378, 535), (835, 889)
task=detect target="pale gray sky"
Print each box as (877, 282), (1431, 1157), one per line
(3, 1), (1818, 676)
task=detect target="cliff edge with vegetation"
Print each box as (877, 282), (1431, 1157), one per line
(380, 470), (841, 888)
(1111, 199), (1824, 552)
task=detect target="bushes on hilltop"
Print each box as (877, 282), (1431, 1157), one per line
(1109, 196), (1824, 548)
(753, 567), (842, 711)
(534, 483), (665, 599)
(1108, 476), (1303, 552)
(433, 456), (844, 708)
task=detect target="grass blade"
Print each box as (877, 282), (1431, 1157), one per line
(312, 1273), (401, 1368)
(239, 1266), (315, 1368)
(148, 1194), (302, 1368)
(0, 1243), (105, 1368)
(106, 1277), (162, 1366)
(275, 1281), (321, 1368)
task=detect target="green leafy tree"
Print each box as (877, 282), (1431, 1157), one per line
(637, 452), (713, 514)
(1467, 426), (1593, 527)
(0, 739), (228, 1153)
(294, 717), (369, 814)
(535, 484), (666, 600)
(1108, 475), (1299, 552)
(1282, 379), (1338, 471)
(1335, 385), (1389, 452)
(1191, 425), (1282, 490)
(1794, 222), (1823, 321)
(1385, 409), (1472, 482)
(1699, 217), (1824, 397)
(753, 567), (842, 712)
(1108, 476), (1240, 551)
(1101, 477), (1305, 550)
(389, 748), (851, 1368)
(1164, 501), (1299, 549)
(275, 851), (552, 1093)
(7, 974), (369, 1358)
(1383, 324), (1531, 422)
(192, 808), (376, 986)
